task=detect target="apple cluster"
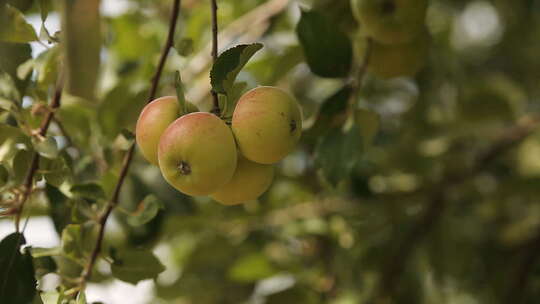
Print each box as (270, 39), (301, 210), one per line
(135, 86), (302, 205)
(351, 0), (430, 78)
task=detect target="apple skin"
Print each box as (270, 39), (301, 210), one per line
(355, 30), (430, 78)
(158, 112), (237, 196)
(135, 96), (198, 165)
(210, 156), (274, 205)
(232, 86), (302, 164)
(351, 0), (428, 44)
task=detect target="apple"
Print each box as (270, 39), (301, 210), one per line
(232, 86), (302, 164)
(135, 96), (197, 165)
(158, 112), (237, 196)
(355, 30), (430, 78)
(210, 156), (274, 205)
(351, 0), (428, 44)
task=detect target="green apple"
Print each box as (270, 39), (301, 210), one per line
(232, 86), (302, 164)
(351, 0), (428, 44)
(210, 156), (274, 205)
(158, 112), (237, 196)
(355, 30), (430, 78)
(135, 96), (198, 165)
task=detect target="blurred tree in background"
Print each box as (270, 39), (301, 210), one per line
(1, 0), (540, 303)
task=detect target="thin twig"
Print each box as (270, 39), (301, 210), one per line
(373, 114), (540, 300)
(78, 0), (182, 289)
(210, 0), (220, 115)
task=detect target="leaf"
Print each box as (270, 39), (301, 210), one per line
(61, 223), (97, 262)
(210, 43), (263, 95)
(0, 41), (32, 95)
(175, 38), (194, 57)
(39, 0), (53, 22)
(128, 195), (164, 226)
(0, 233), (37, 304)
(0, 71), (21, 104)
(356, 109), (380, 148)
(0, 4), (38, 43)
(75, 291), (87, 304)
(12, 149), (33, 184)
(30, 247), (62, 258)
(111, 249), (165, 284)
(70, 183), (106, 200)
(228, 253), (275, 282)
(296, 9), (352, 78)
(98, 84), (146, 139)
(61, 0), (101, 100)
(174, 71), (186, 115)
(40, 156), (71, 187)
(315, 125), (363, 186)
(46, 184), (72, 233)
(32, 136), (59, 159)
(308, 86), (352, 137)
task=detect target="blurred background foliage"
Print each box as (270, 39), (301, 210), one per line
(1, 0), (540, 303)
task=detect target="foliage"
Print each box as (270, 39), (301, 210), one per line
(1, 0), (540, 303)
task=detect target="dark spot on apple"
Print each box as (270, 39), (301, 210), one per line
(381, 0), (396, 14)
(178, 161), (191, 175)
(290, 120), (297, 133)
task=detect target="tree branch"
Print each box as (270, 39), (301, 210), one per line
(210, 0), (220, 115)
(348, 37), (372, 117)
(78, 0), (182, 289)
(14, 77), (64, 232)
(373, 114), (540, 300)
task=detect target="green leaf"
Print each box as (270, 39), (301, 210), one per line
(111, 249), (165, 284)
(40, 156), (71, 187)
(46, 184), (72, 233)
(355, 109), (380, 148)
(210, 43), (263, 95)
(0, 71), (21, 104)
(127, 195), (164, 226)
(0, 42), (32, 95)
(0, 233), (37, 304)
(75, 291), (86, 304)
(0, 4), (38, 43)
(98, 84), (146, 139)
(296, 9), (352, 78)
(32, 254), (57, 278)
(175, 71), (187, 115)
(228, 253), (275, 282)
(61, 223), (97, 261)
(39, 0), (53, 22)
(30, 247), (62, 258)
(175, 38), (194, 57)
(315, 125), (363, 186)
(32, 136), (59, 159)
(12, 149), (33, 184)
(61, 0), (101, 100)
(308, 86), (352, 137)
(70, 183), (106, 200)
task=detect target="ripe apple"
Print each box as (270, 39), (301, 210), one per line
(158, 112), (237, 196)
(135, 96), (197, 165)
(210, 156), (274, 205)
(351, 0), (428, 44)
(232, 86), (302, 164)
(355, 30), (430, 78)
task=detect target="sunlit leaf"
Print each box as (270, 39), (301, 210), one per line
(0, 4), (38, 43)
